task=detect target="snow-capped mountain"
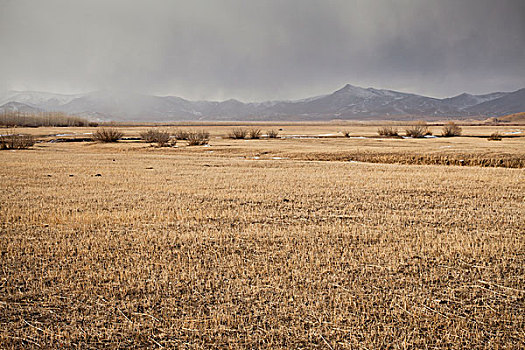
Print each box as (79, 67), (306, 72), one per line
(1, 84), (522, 121)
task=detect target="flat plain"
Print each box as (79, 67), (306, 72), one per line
(1, 124), (524, 349)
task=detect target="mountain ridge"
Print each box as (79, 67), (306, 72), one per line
(1, 85), (523, 121)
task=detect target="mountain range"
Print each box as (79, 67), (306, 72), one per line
(1, 84), (523, 121)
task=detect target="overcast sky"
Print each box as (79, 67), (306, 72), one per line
(1, 0), (523, 101)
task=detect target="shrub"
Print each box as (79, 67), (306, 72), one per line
(173, 129), (189, 140)
(342, 131), (351, 137)
(377, 126), (399, 137)
(228, 128), (247, 139)
(405, 121), (429, 138)
(441, 122), (462, 137)
(187, 131), (209, 146)
(488, 132), (502, 141)
(0, 133), (35, 150)
(140, 129), (171, 146)
(266, 129), (279, 138)
(92, 128), (123, 142)
(248, 128), (261, 139)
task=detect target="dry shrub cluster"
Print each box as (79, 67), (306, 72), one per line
(248, 128), (261, 139)
(266, 129), (279, 138)
(140, 129), (172, 147)
(173, 129), (190, 140)
(377, 126), (399, 137)
(229, 128), (248, 139)
(92, 128), (124, 142)
(488, 132), (502, 141)
(0, 133), (35, 149)
(186, 130), (209, 146)
(441, 122), (462, 137)
(342, 130), (351, 137)
(0, 112), (93, 127)
(405, 121), (431, 138)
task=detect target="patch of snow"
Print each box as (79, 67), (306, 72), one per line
(424, 135), (438, 138)
(504, 131), (522, 135)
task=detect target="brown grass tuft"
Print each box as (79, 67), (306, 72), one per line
(228, 128), (248, 139)
(140, 129), (172, 146)
(186, 130), (210, 146)
(92, 128), (124, 142)
(442, 122), (462, 137)
(248, 128), (262, 139)
(377, 126), (399, 137)
(405, 121), (430, 138)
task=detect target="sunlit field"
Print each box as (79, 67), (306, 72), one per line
(1, 124), (524, 348)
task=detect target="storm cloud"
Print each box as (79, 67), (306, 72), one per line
(1, 0), (524, 100)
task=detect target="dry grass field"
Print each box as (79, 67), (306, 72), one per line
(1, 124), (524, 349)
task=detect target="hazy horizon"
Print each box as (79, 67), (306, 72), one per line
(1, 0), (524, 101)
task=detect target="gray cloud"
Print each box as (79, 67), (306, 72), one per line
(0, 0), (523, 100)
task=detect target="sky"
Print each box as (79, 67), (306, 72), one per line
(0, 0), (524, 101)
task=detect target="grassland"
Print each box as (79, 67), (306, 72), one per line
(1, 124), (524, 348)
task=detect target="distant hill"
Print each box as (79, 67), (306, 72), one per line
(465, 88), (525, 116)
(0, 101), (44, 114)
(1, 85), (523, 121)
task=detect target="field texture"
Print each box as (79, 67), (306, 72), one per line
(1, 126), (524, 349)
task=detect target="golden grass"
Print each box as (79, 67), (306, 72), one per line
(0, 125), (524, 348)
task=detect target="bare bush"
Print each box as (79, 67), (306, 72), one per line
(140, 129), (171, 146)
(173, 129), (189, 140)
(266, 129), (279, 138)
(248, 128), (262, 139)
(342, 131), (351, 137)
(405, 121), (429, 138)
(377, 126), (399, 137)
(441, 122), (462, 137)
(488, 132), (502, 141)
(92, 128), (123, 142)
(0, 133), (35, 150)
(228, 128), (247, 139)
(187, 131), (209, 146)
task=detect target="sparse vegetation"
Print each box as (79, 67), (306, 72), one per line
(442, 121), (462, 137)
(0, 132), (35, 149)
(229, 128), (248, 139)
(92, 128), (124, 142)
(173, 129), (190, 140)
(266, 129), (279, 138)
(377, 125), (399, 137)
(186, 130), (209, 145)
(342, 130), (351, 137)
(0, 124), (524, 348)
(488, 132), (502, 141)
(0, 111), (91, 127)
(405, 121), (430, 138)
(248, 128), (261, 139)
(140, 129), (172, 146)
